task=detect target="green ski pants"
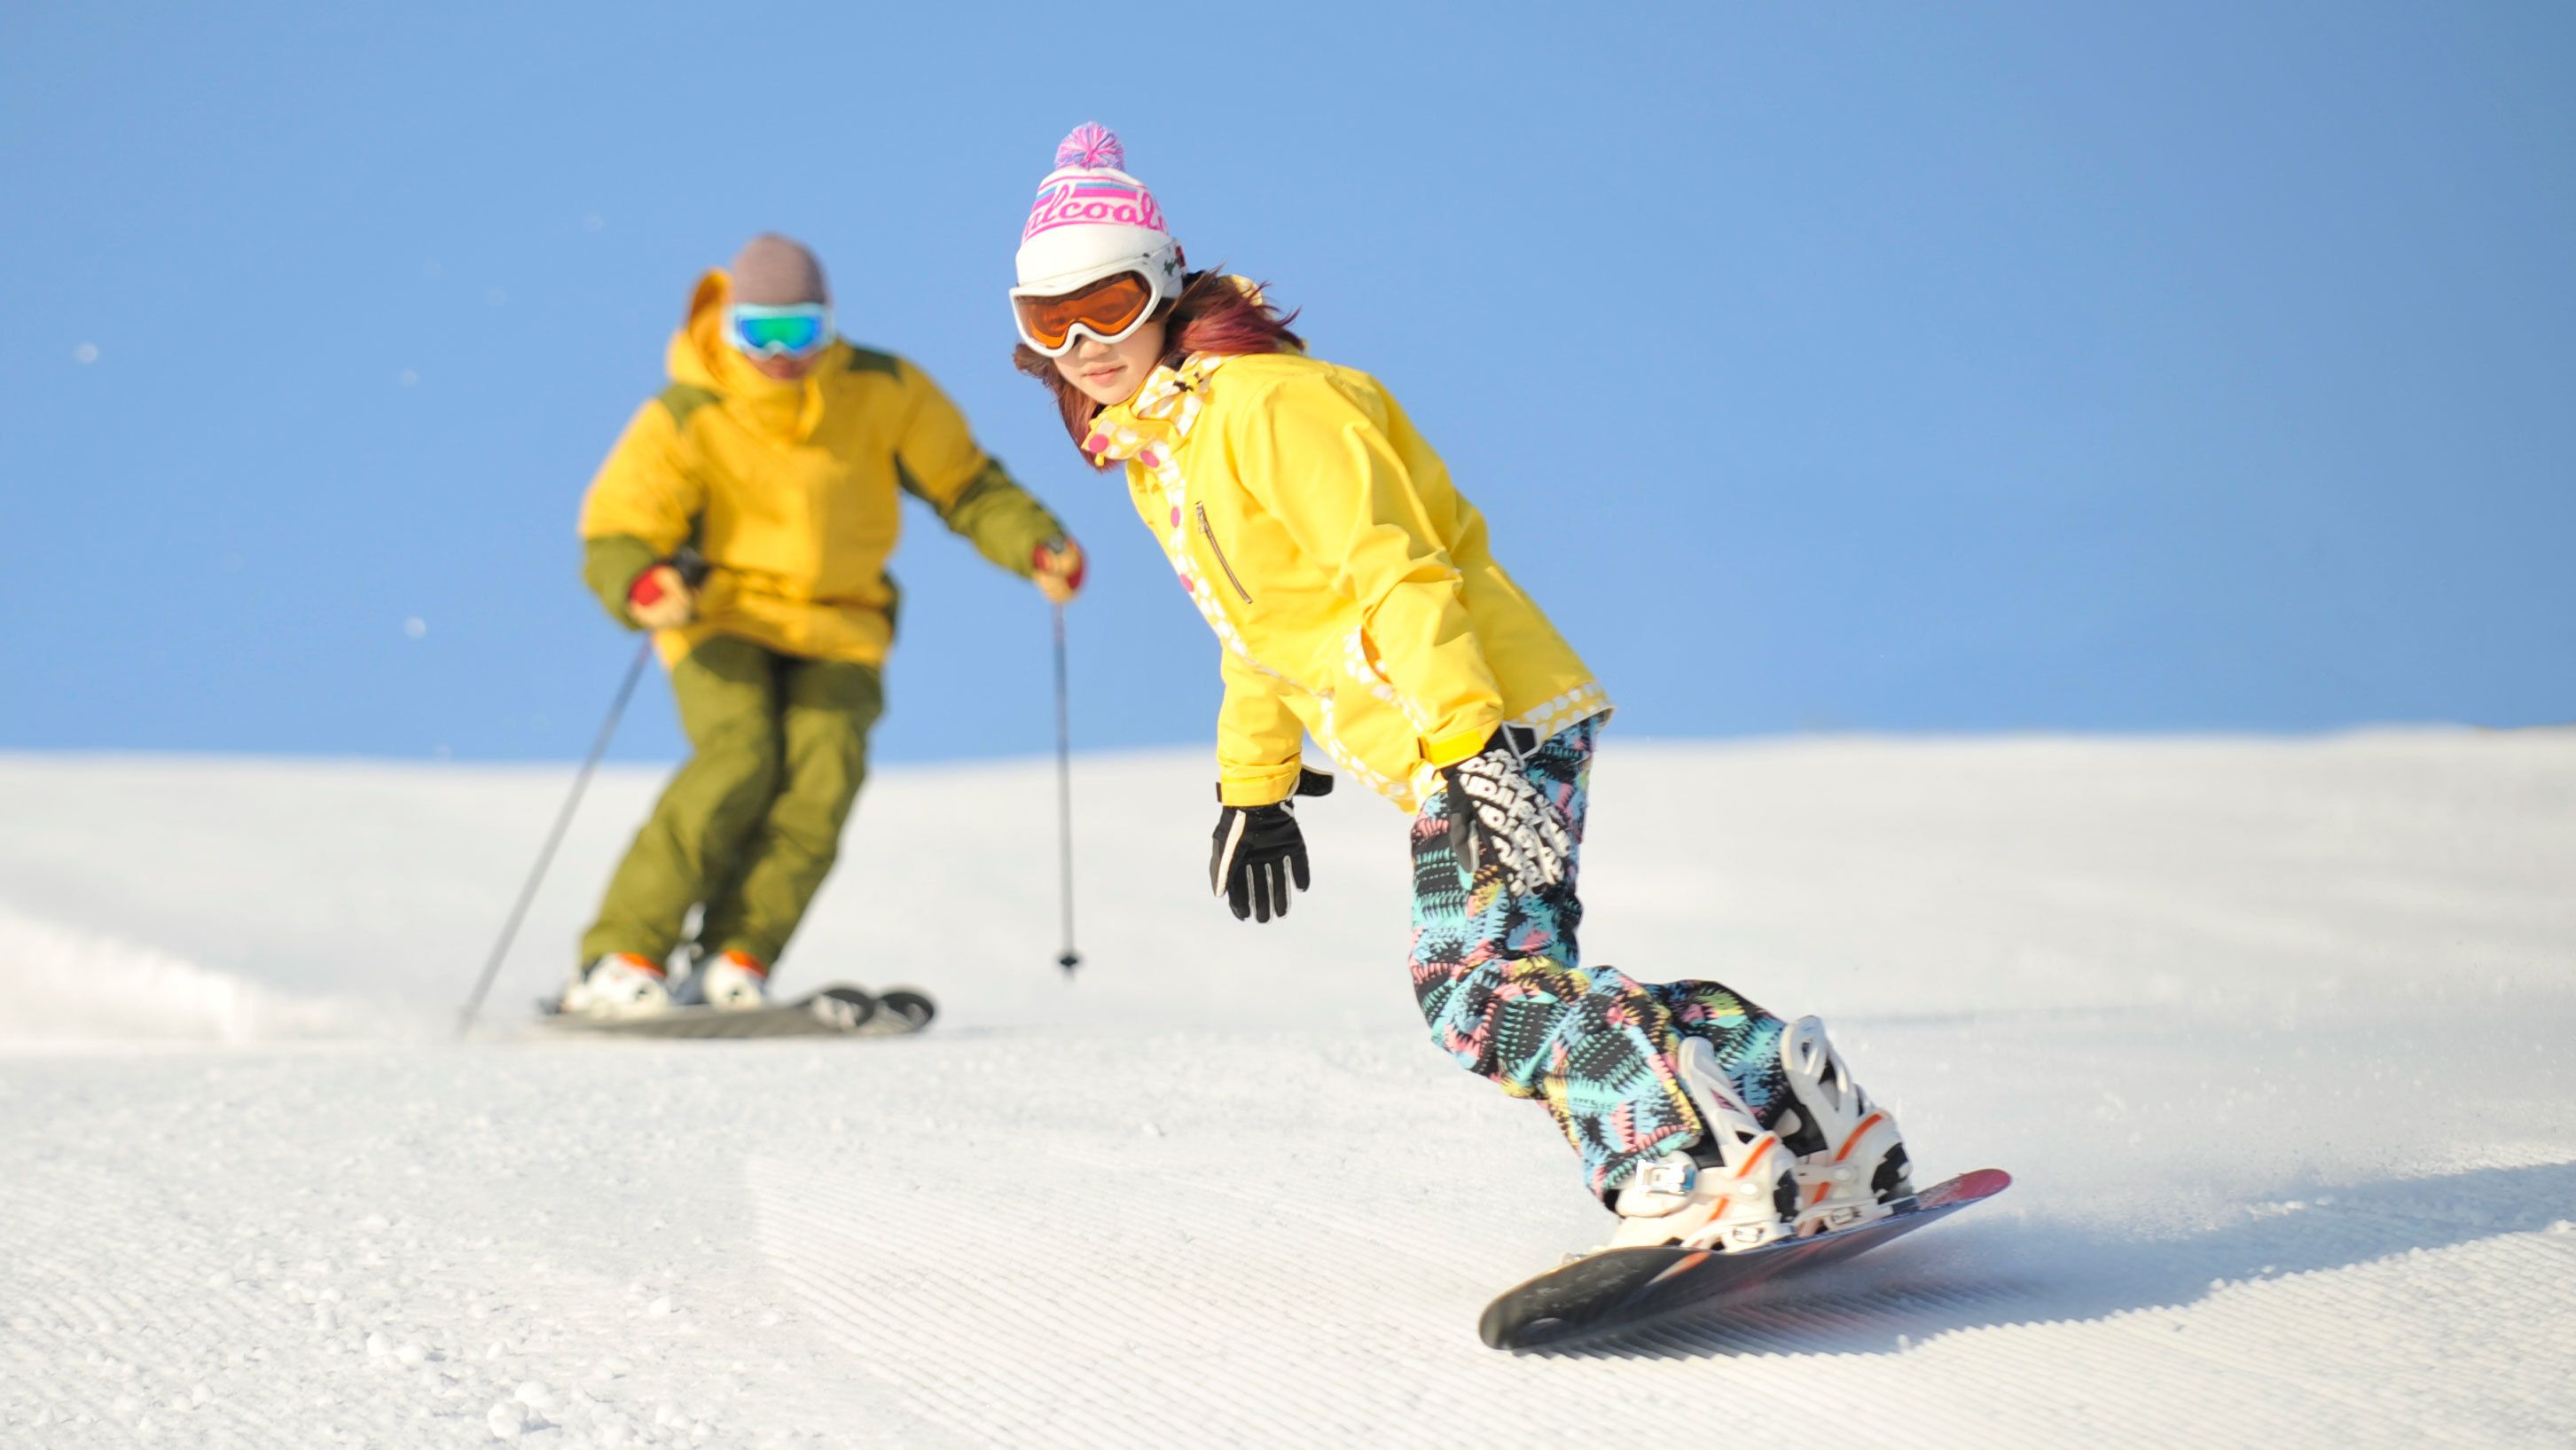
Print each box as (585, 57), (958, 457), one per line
(580, 633), (884, 972)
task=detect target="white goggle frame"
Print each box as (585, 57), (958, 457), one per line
(1008, 243), (1185, 357)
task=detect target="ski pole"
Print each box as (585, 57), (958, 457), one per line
(454, 638), (654, 1036)
(1052, 602), (1081, 977)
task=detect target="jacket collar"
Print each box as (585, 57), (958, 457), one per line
(1082, 353), (1228, 463)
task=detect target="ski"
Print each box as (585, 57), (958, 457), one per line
(534, 983), (936, 1039)
(1478, 1167), (2011, 1351)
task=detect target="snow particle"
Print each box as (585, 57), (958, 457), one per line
(486, 1400), (529, 1439)
(646, 1295), (675, 1317)
(74, 342), (99, 364)
(583, 214), (606, 232)
(399, 370), (419, 388)
(403, 617), (427, 639)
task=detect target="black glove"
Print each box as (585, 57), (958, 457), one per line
(1210, 769), (1334, 923)
(1441, 725), (1574, 897)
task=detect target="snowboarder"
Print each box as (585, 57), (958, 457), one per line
(1004, 126), (1912, 1253)
(568, 233), (1085, 1017)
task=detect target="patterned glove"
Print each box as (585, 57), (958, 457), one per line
(1210, 769), (1334, 923)
(1441, 725), (1574, 897)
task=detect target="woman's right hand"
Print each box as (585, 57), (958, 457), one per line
(1208, 769), (1334, 923)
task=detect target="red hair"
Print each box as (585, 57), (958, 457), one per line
(1014, 270), (1304, 451)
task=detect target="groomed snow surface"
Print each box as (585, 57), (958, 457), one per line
(3, 731), (2572, 1448)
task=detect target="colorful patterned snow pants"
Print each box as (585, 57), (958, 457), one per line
(1409, 717), (1790, 1201)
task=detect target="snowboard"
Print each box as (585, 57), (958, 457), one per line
(1479, 1166), (2011, 1351)
(535, 983), (936, 1040)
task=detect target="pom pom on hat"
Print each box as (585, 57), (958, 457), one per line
(1055, 122), (1124, 172)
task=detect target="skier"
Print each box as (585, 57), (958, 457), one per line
(568, 233), (1085, 1017)
(1004, 127), (1912, 1253)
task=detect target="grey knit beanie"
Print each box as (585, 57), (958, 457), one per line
(729, 233), (828, 305)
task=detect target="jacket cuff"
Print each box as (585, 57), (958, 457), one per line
(1421, 721), (1499, 770)
(1218, 762), (1303, 809)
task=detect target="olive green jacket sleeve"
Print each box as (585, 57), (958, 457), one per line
(893, 362), (1067, 576)
(580, 535), (662, 629)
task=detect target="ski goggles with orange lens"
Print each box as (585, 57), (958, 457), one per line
(725, 302), (834, 360)
(1011, 270), (1165, 357)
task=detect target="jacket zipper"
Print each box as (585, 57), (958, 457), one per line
(1195, 503), (1253, 603)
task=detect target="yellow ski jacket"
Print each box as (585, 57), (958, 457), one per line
(1084, 350), (1609, 811)
(580, 269), (1065, 666)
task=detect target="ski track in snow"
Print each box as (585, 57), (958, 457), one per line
(0, 732), (2571, 1447)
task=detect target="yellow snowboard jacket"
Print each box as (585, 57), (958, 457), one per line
(1084, 350), (1608, 811)
(580, 269), (1065, 666)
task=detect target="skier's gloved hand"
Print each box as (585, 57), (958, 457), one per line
(627, 561), (697, 631)
(1031, 536), (1087, 605)
(1210, 769), (1333, 923)
(1440, 725), (1574, 897)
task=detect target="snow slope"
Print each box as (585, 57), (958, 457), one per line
(2, 732), (2572, 1447)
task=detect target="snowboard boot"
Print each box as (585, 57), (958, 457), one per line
(560, 952), (672, 1019)
(1773, 1015), (1914, 1236)
(692, 950), (771, 1012)
(1601, 1036), (1797, 1254)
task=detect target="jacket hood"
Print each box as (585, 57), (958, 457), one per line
(669, 268), (834, 441)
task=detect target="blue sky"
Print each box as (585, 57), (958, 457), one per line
(4, 1), (2570, 764)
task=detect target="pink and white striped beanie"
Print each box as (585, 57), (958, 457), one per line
(1013, 123), (1185, 295)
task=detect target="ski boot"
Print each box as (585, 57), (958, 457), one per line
(688, 950), (771, 1012)
(1601, 1036), (1797, 1254)
(1773, 1015), (1913, 1236)
(560, 952), (672, 1019)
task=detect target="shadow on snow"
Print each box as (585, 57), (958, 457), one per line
(1528, 1159), (2576, 1360)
